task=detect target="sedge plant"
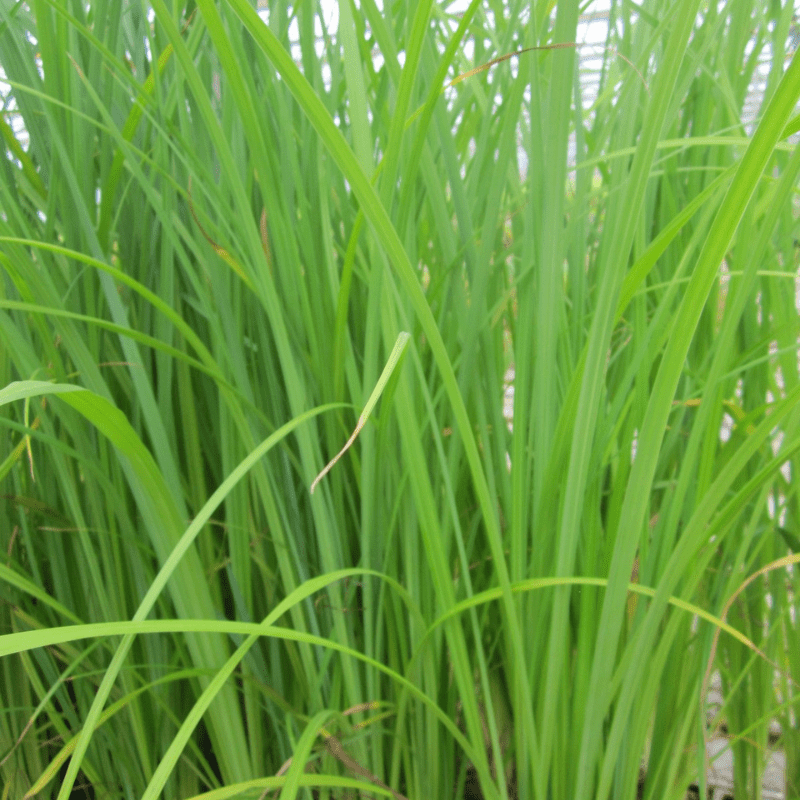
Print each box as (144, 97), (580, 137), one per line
(1, 1), (799, 799)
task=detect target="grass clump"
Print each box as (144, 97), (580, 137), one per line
(1, 1), (799, 798)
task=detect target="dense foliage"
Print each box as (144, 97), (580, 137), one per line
(1, 1), (799, 798)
